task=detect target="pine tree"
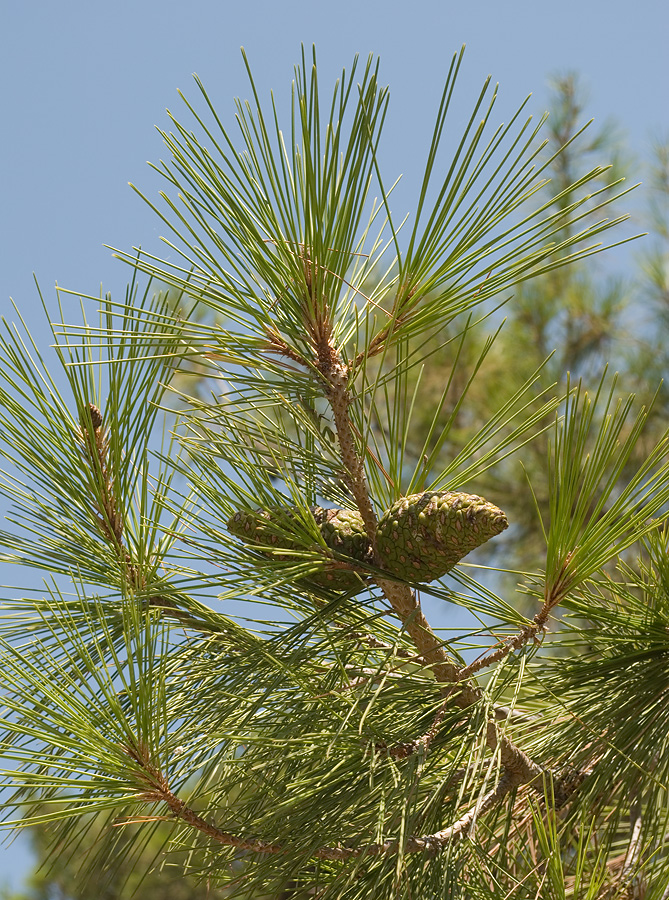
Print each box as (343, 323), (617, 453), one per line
(2, 47), (669, 898)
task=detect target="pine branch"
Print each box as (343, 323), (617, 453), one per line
(5, 51), (666, 894)
(123, 739), (520, 861)
(307, 321), (548, 794)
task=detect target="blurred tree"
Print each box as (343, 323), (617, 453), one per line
(1, 810), (227, 900)
(627, 136), (669, 414)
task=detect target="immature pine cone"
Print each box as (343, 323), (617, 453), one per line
(228, 491), (508, 591)
(375, 491), (508, 582)
(227, 505), (373, 592)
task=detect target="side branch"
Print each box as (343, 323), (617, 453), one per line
(79, 404), (123, 547)
(458, 620), (545, 679)
(79, 404), (222, 631)
(125, 741), (518, 862)
(457, 556), (575, 679)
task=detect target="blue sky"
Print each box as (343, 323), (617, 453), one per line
(1, 0), (668, 892)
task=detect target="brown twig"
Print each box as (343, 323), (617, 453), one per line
(456, 553), (576, 680)
(123, 740), (518, 861)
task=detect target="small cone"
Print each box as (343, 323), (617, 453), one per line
(227, 505), (373, 592)
(376, 491), (508, 582)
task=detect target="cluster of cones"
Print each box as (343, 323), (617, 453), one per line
(228, 491), (508, 591)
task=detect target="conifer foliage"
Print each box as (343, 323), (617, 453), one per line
(2, 47), (669, 898)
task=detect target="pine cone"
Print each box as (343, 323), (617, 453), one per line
(227, 506), (373, 592)
(376, 491), (508, 582)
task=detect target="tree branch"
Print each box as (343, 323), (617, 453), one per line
(456, 554), (576, 679)
(124, 740), (519, 862)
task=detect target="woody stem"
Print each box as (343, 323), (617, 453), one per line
(318, 341), (546, 789)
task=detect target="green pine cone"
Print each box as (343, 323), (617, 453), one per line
(376, 491), (508, 582)
(227, 505), (373, 592)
